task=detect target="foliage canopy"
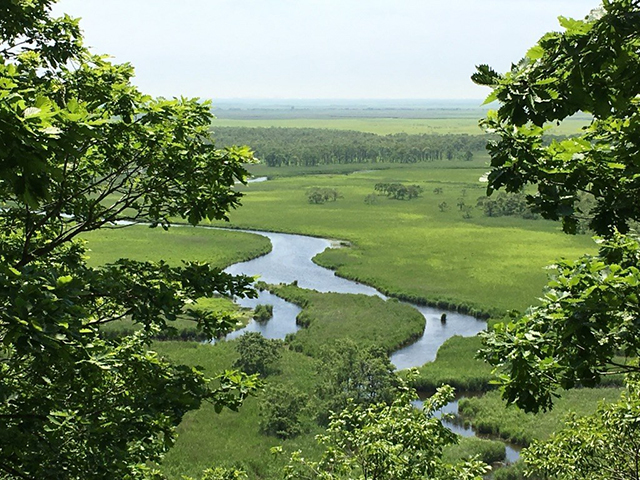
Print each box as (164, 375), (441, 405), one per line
(0, 1), (259, 478)
(475, 1), (640, 477)
(474, 0), (640, 412)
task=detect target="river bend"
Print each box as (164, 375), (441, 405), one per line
(223, 230), (486, 369)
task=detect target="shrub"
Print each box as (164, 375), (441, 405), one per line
(233, 332), (283, 377)
(253, 304), (273, 323)
(259, 384), (308, 439)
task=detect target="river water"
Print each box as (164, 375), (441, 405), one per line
(222, 228), (519, 462)
(224, 230), (487, 369)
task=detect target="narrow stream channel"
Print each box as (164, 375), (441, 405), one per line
(222, 228), (519, 462)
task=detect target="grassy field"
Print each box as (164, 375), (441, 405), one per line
(81, 225), (271, 268)
(409, 336), (495, 393)
(458, 388), (624, 446)
(247, 156), (492, 178)
(80, 159), (605, 478)
(155, 341), (322, 480)
(81, 226), (271, 339)
(155, 286), (451, 479)
(209, 162), (595, 315)
(268, 284), (425, 356)
(212, 117), (587, 136)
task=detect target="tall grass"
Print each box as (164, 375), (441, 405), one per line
(458, 388), (624, 446)
(409, 336), (495, 393)
(269, 284), (425, 357)
(155, 341), (322, 480)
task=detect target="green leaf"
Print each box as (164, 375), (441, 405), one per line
(482, 90), (498, 105)
(526, 45), (545, 61)
(56, 275), (73, 286)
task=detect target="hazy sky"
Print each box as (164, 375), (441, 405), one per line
(54, 0), (596, 100)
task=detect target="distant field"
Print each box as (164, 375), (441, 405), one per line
(212, 116), (588, 136)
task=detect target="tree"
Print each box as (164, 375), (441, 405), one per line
(259, 384), (308, 439)
(184, 467), (248, 480)
(307, 187), (340, 204)
(472, 2), (640, 477)
(522, 377), (640, 480)
(0, 2), (259, 478)
(252, 303), (273, 323)
(282, 384), (489, 480)
(315, 340), (401, 425)
(234, 332), (283, 377)
(472, 1), (640, 237)
(474, 0), (640, 414)
(364, 194), (378, 205)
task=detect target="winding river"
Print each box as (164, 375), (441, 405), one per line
(224, 230), (487, 369)
(221, 228), (519, 463)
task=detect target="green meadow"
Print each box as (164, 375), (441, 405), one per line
(409, 336), (495, 393)
(268, 284), (425, 356)
(154, 341), (322, 480)
(81, 225), (271, 268)
(214, 162), (595, 314)
(458, 388), (624, 446)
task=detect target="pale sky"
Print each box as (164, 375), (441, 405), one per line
(54, 0), (596, 100)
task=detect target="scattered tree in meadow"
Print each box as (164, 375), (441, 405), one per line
(364, 193), (379, 205)
(373, 183), (423, 200)
(0, 2), (259, 478)
(259, 384), (308, 439)
(477, 192), (538, 219)
(474, 0), (640, 476)
(234, 332), (284, 377)
(438, 201), (449, 212)
(307, 187), (341, 204)
(315, 340), (401, 425)
(433, 187), (444, 195)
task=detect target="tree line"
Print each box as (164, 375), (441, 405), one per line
(214, 127), (486, 166)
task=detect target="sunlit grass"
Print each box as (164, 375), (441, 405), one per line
(206, 164), (595, 314)
(458, 388), (624, 446)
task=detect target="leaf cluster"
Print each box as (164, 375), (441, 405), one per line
(481, 232), (640, 412)
(233, 332), (284, 377)
(283, 384), (489, 480)
(473, 0), (640, 236)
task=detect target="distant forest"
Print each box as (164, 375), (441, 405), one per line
(213, 127), (489, 166)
